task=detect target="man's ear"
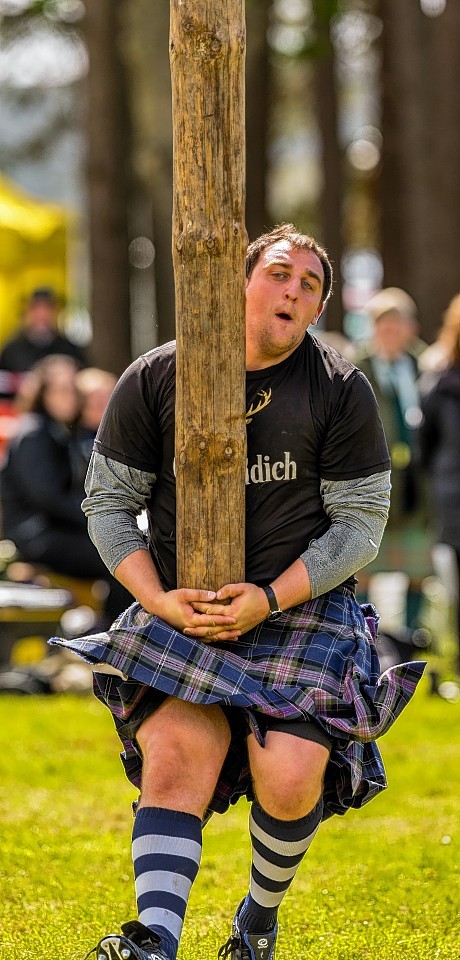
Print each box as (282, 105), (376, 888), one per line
(311, 303), (324, 326)
(244, 276), (249, 289)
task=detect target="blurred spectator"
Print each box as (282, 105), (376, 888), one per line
(0, 287), (87, 376)
(420, 294), (460, 673)
(355, 287), (432, 629)
(419, 293), (460, 374)
(0, 355), (130, 625)
(72, 367), (118, 486)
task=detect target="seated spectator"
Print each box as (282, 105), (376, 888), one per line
(0, 287), (87, 378)
(0, 355), (130, 625)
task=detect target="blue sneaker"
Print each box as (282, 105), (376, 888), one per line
(218, 902), (277, 960)
(85, 920), (170, 960)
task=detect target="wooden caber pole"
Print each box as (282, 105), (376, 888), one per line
(170, 1), (247, 591)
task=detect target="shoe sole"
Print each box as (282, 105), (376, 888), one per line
(97, 937), (135, 960)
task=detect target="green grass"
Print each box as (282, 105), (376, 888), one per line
(1, 679), (459, 960)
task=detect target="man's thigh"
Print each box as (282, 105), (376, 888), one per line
(135, 697), (232, 815)
(136, 695), (232, 758)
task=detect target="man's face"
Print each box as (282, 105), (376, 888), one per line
(245, 241), (325, 368)
(25, 299), (56, 334)
(373, 310), (415, 360)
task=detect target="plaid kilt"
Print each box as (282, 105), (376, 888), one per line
(49, 588), (425, 820)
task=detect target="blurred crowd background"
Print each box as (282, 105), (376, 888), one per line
(0, 0), (459, 698)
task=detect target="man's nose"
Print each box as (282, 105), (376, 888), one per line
(284, 278), (300, 300)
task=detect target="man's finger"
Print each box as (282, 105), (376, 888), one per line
(184, 625), (240, 640)
(215, 583), (244, 601)
(191, 602), (236, 617)
(181, 588), (217, 602)
(191, 613), (236, 626)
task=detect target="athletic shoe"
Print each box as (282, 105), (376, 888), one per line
(218, 901), (277, 960)
(84, 920), (170, 960)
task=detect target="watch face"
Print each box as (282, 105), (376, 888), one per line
(268, 609), (282, 620)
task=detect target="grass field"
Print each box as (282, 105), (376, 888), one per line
(1, 678), (458, 960)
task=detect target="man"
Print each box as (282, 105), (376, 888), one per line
(357, 287), (422, 518)
(52, 225), (424, 960)
(355, 287), (431, 630)
(0, 287), (86, 375)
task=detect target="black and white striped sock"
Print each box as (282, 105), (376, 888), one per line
(132, 806), (202, 960)
(238, 798), (323, 934)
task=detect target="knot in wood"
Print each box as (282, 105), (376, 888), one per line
(199, 441), (206, 450)
(182, 17), (223, 61)
(225, 446), (233, 458)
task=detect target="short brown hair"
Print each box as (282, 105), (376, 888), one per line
(246, 223), (333, 305)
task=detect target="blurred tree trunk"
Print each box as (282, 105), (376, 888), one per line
(379, 0), (460, 342)
(429, 3), (460, 330)
(123, 0), (175, 345)
(125, 0), (271, 344)
(245, 0), (270, 239)
(83, 0), (132, 374)
(311, 0), (343, 332)
(379, 0), (433, 340)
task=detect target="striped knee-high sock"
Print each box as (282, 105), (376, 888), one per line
(238, 798), (323, 934)
(132, 806), (202, 960)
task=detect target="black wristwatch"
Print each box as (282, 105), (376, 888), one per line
(261, 584), (283, 620)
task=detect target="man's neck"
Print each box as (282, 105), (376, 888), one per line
(246, 339), (303, 372)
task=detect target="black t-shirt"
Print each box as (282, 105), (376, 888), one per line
(95, 335), (390, 591)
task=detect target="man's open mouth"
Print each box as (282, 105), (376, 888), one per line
(276, 311), (292, 321)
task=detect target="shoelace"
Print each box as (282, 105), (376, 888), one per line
(218, 934), (250, 960)
(83, 945), (102, 960)
(82, 947), (98, 960)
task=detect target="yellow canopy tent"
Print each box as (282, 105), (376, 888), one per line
(0, 173), (69, 347)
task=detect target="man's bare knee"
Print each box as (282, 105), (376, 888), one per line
(249, 732), (330, 819)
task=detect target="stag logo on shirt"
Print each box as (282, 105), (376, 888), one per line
(246, 451), (297, 485)
(246, 388), (272, 423)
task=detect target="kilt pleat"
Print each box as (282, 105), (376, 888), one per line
(49, 589), (425, 819)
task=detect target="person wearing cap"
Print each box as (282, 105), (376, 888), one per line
(0, 287), (87, 376)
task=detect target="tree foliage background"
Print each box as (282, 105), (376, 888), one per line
(0, 0), (459, 369)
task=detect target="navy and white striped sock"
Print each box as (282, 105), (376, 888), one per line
(132, 806), (202, 960)
(238, 798), (323, 934)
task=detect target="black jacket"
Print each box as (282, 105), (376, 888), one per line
(0, 413), (86, 555)
(0, 331), (86, 374)
(420, 364), (460, 549)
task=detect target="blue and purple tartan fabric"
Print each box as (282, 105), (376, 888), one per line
(49, 588), (425, 819)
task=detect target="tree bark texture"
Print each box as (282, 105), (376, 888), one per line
(170, 1), (247, 591)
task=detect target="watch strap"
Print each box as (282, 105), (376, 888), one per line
(261, 584), (282, 619)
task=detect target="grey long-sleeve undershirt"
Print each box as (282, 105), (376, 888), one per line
(82, 452), (390, 599)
